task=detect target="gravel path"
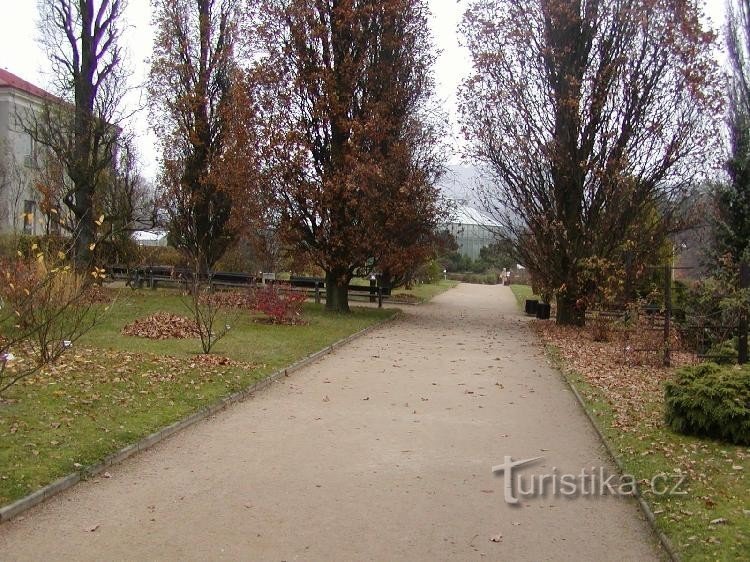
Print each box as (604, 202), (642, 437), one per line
(0, 284), (661, 561)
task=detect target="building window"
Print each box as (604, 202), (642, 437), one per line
(23, 134), (38, 169)
(23, 200), (36, 235)
(49, 206), (62, 236)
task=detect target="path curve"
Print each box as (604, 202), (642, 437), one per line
(0, 284), (660, 561)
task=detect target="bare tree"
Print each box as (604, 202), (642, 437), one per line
(21, 0), (127, 267)
(460, 0), (722, 324)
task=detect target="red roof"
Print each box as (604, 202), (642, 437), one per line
(0, 68), (54, 100)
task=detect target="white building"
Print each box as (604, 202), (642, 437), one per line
(446, 202), (502, 260)
(0, 68), (56, 236)
(133, 229), (169, 247)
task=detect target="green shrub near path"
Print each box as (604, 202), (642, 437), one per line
(665, 363), (750, 445)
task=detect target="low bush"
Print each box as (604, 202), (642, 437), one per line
(665, 363), (750, 445)
(447, 272), (500, 285)
(417, 259), (443, 284)
(250, 285), (307, 324)
(0, 234), (70, 259)
(136, 245), (186, 267)
(705, 339), (739, 365)
(97, 236), (141, 267)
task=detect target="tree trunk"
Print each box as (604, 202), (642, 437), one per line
(72, 183), (95, 270)
(325, 270), (351, 313)
(556, 293), (586, 326)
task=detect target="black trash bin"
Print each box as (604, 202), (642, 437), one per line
(525, 299), (539, 316)
(536, 303), (551, 320)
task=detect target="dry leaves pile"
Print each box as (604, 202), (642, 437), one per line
(121, 313), (201, 340)
(535, 320), (697, 432)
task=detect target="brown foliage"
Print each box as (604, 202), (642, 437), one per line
(461, 0), (722, 324)
(149, 0), (264, 271)
(256, 0), (447, 312)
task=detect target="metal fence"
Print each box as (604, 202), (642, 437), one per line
(584, 263), (749, 367)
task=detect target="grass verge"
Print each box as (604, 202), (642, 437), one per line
(392, 279), (458, 303)
(510, 284), (541, 310)
(0, 290), (396, 507)
(538, 324), (749, 561)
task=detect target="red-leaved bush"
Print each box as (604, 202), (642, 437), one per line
(249, 285), (307, 325)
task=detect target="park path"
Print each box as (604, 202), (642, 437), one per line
(0, 284), (661, 561)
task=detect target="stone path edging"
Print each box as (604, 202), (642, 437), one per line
(547, 345), (681, 562)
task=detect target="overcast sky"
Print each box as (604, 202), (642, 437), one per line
(0, 0), (726, 182)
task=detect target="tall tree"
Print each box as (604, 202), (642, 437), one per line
(460, 0), (721, 324)
(149, 0), (249, 273)
(717, 0), (750, 265)
(257, 0), (445, 312)
(24, 0), (127, 267)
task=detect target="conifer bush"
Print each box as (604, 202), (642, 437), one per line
(665, 363), (750, 445)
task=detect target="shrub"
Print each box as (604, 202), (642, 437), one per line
(447, 272), (500, 285)
(137, 245), (186, 267)
(250, 285), (307, 324)
(215, 240), (259, 273)
(416, 259), (443, 284)
(705, 339), (738, 365)
(0, 253), (103, 395)
(18, 235), (68, 257)
(665, 363), (750, 445)
(97, 236), (141, 267)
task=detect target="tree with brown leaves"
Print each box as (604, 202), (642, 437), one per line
(460, 0), (722, 324)
(149, 0), (260, 273)
(257, 0), (445, 312)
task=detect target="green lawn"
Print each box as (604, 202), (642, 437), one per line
(510, 284), (541, 310)
(392, 279), (458, 302)
(0, 289), (396, 507)
(348, 278), (458, 303)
